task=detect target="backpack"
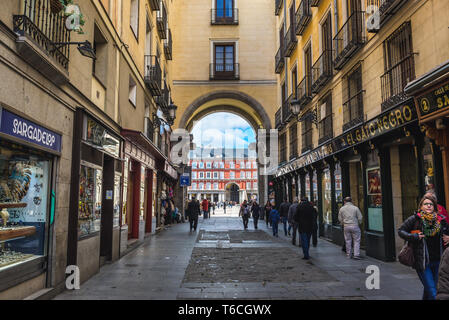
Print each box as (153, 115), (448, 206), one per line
(243, 206), (250, 216)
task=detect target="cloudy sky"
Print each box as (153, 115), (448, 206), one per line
(191, 113), (256, 149)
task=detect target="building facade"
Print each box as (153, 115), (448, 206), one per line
(273, 0), (449, 261)
(188, 149), (258, 203)
(0, 0), (178, 299)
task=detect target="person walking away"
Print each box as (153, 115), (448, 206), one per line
(187, 196), (200, 232)
(201, 198), (209, 219)
(269, 203), (280, 237)
(279, 198), (291, 236)
(288, 197), (300, 246)
(264, 201), (272, 227)
(309, 201), (318, 247)
(207, 199), (211, 218)
(338, 197), (363, 259)
(296, 197), (315, 259)
(212, 202), (216, 215)
(223, 202), (227, 214)
(241, 200), (250, 230)
(398, 194), (449, 300)
(251, 201), (260, 229)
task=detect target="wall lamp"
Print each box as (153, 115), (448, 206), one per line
(51, 41), (96, 59)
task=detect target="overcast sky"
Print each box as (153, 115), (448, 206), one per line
(191, 113), (256, 149)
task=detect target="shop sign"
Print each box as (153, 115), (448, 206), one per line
(85, 117), (120, 157)
(164, 161), (178, 180)
(0, 108), (61, 153)
(415, 79), (449, 120)
(275, 100), (417, 177)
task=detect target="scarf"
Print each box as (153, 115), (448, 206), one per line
(418, 210), (441, 237)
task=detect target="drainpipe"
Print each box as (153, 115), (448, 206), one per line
(334, 0), (338, 39)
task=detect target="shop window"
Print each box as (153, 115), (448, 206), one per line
(122, 158), (129, 226)
(79, 165), (103, 237)
(0, 142), (52, 270)
(305, 174), (311, 200)
(335, 163), (343, 216)
(113, 173), (121, 227)
(423, 138), (435, 194)
(366, 151), (383, 232)
(322, 169), (332, 225)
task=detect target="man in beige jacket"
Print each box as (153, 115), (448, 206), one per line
(338, 197), (363, 259)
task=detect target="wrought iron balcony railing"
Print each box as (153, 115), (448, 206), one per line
(275, 0), (283, 16)
(295, 0), (312, 36)
(275, 107), (283, 129)
(366, 0), (408, 33)
(144, 55), (162, 96)
(282, 98), (292, 123)
(310, 0), (322, 6)
(156, 1), (167, 39)
(333, 11), (365, 70)
(211, 8), (239, 25)
(343, 91), (364, 132)
(164, 29), (172, 60)
(284, 26), (298, 57)
(157, 82), (170, 111)
(275, 46), (285, 74)
(311, 49), (333, 94)
(13, 0), (70, 70)
(209, 63), (240, 80)
(148, 0), (160, 11)
(145, 117), (154, 142)
(296, 75), (313, 109)
(381, 54), (415, 110)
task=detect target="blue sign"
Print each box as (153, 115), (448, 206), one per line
(180, 174), (190, 187)
(0, 108), (62, 153)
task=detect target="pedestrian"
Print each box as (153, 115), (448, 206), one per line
(241, 200), (250, 230)
(296, 197), (315, 260)
(437, 246), (449, 300)
(251, 201), (260, 229)
(212, 202), (216, 215)
(288, 197), (301, 246)
(338, 196), (363, 259)
(269, 203), (280, 237)
(224, 202), (227, 214)
(201, 198), (209, 219)
(310, 201), (318, 247)
(279, 198), (291, 236)
(186, 196), (200, 232)
(398, 194), (449, 300)
(207, 199), (211, 218)
(264, 201), (272, 227)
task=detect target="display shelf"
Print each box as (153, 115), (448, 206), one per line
(0, 203), (27, 209)
(0, 226), (36, 241)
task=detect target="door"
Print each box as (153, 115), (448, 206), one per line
(322, 13), (332, 73)
(214, 44), (235, 79)
(127, 169), (134, 239)
(304, 45), (312, 95)
(100, 156), (114, 260)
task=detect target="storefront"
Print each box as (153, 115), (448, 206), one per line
(68, 108), (123, 283)
(157, 160), (178, 228)
(0, 105), (61, 291)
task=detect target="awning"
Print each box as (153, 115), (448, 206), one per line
(121, 129), (166, 162)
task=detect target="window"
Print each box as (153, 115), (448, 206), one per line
(207, 183), (211, 190)
(145, 16), (152, 56)
(192, 162), (197, 169)
(292, 66), (298, 97)
(216, 0), (234, 19)
(199, 183), (204, 190)
(206, 172), (211, 179)
(240, 171), (245, 179)
(381, 21), (415, 110)
(192, 172), (197, 179)
(246, 182), (251, 190)
(253, 161), (257, 169)
(279, 132), (287, 163)
(93, 24), (108, 85)
(130, 0), (139, 39)
(129, 76), (137, 107)
(246, 172), (251, 179)
(230, 171), (235, 179)
(214, 182), (219, 190)
(230, 162), (235, 169)
(301, 120), (313, 153)
(253, 171), (257, 178)
(220, 172), (224, 179)
(319, 93), (333, 144)
(343, 64), (363, 131)
(246, 162), (251, 169)
(199, 172), (204, 179)
(206, 162), (212, 168)
(199, 162), (204, 168)
(289, 123), (298, 159)
(213, 44), (236, 79)
(213, 172), (218, 179)
(220, 162), (224, 168)
(240, 161), (245, 168)
(253, 182), (258, 190)
(192, 183), (197, 189)
(213, 162), (219, 168)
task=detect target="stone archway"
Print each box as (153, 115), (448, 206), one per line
(225, 183), (240, 203)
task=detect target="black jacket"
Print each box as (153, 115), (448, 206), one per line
(187, 200), (200, 219)
(251, 204), (260, 219)
(279, 202), (291, 218)
(295, 201), (316, 233)
(398, 212), (449, 272)
(437, 247), (449, 300)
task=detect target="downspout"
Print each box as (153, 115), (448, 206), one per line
(334, 0), (338, 40)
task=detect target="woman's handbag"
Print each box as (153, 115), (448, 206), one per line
(398, 241), (414, 267)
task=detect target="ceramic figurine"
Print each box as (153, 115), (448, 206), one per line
(0, 208), (9, 227)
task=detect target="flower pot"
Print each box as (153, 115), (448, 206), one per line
(50, 0), (64, 14)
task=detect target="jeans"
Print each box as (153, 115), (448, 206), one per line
(189, 217), (198, 231)
(416, 261), (440, 300)
(300, 233), (312, 258)
(203, 210), (208, 219)
(242, 215), (249, 229)
(290, 222), (300, 246)
(253, 217), (259, 229)
(344, 225), (361, 257)
(281, 216), (288, 236)
(272, 221), (279, 236)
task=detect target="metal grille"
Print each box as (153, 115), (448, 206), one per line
(289, 123), (298, 160)
(319, 94), (333, 144)
(279, 132), (287, 163)
(301, 119), (312, 153)
(343, 64), (364, 132)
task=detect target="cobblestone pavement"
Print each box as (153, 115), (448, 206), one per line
(54, 206), (423, 300)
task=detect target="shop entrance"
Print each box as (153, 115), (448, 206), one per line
(100, 155), (115, 261)
(226, 183), (239, 203)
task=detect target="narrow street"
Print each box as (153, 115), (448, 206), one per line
(55, 207), (422, 300)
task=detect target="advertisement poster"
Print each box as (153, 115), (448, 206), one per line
(367, 167), (383, 232)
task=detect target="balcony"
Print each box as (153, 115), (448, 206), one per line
(145, 117), (154, 142)
(282, 98), (293, 123)
(211, 8), (238, 25)
(284, 26), (298, 57)
(275, 46), (285, 74)
(275, 0), (283, 16)
(381, 55), (415, 110)
(157, 82), (170, 111)
(164, 29), (172, 60)
(144, 55), (162, 96)
(296, 75), (313, 110)
(333, 11), (365, 70)
(275, 107), (283, 129)
(156, 1), (167, 39)
(148, 0), (160, 11)
(209, 63), (240, 80)
(295, 0), (312, 36)
(310, 0), (322, 6)
(343, 91), (364, 132)
(366, 0), (408, 33)
(311, 50), (333, 94)
(13, 0), (70, 84)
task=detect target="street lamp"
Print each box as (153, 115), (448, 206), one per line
(290, 98), (302, 118)
(167, 103), (178, 125)
(51, 41), (96, 59)
(289, 98), (318, 127)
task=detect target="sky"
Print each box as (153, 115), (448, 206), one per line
(190, 112), (256, 149)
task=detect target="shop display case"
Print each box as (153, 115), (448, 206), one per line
(78, 165), (102, 237)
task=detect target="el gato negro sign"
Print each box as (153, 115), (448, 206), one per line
(275, 100), (416, 177)
(0, 108), (62, 153)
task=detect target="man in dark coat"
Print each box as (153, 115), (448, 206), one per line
(187, 196), (200, 232)
(295, 197), (315, 260)
(437, 247), (449, 300)
(279, 198), (291, 236)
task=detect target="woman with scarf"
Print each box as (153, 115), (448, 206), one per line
(398, 194), (449, 300)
